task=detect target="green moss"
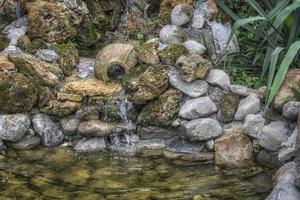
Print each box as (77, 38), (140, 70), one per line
(54, 42), (79, 76)
(0, 34), (9, 51)
(158, 44), (188, 65)
(138, 89), (183, 127)
(76, 22), (99, 49)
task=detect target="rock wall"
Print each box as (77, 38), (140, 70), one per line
(0, 0), (300, 199)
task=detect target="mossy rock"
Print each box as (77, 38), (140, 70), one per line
(158, 44), (188, 65)
(76, 22), (100, 49)
(85, 1), (111, 31)
(123, 64), (169, 105)
(0, 34), (9, 52)
(54, 43), (79, 76)
(0, 72), (38, 114)
(138, 89), (183, 126)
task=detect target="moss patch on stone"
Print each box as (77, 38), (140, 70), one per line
(158, 44), (188, 65)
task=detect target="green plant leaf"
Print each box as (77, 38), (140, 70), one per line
(266, 47), (284, 101)
(266, 40), (300, 108)
(287, 8), (300, 47)
(227, 16), (267, 48)
(246, 0), (269, 19)
(268, 0), (300, 36)
(214, 0), (252, 31)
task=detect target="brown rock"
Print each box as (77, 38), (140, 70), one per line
(273, 69), (300, 112)
(215, 123), (253, 168)
(138, 38), (160, 65)
(0, 72), (38, 114)
(40, 100), (81, 117)
(57, 93), (83, 102)
(60, 79), (122, 97)
(78, 120), (124, 137)
(217, 93), (239, 122)
(0, 56), (15, 72)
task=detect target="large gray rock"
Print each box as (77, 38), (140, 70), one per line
(257, 121), (291, 151)
(191, 11), (205, 29)
(171, 4), (193, 26)
(283, 101), (300, 120)
(74, 137), (107, 153)
(183, 40), (206, 55)
(179, 96), (217, 119)
(168, 70), (208, 98)
(229, 84), (258, 97)
(278, 127), (300, 162)
(159, 25), (187, 44)
(32, 114), (64, 147)
(60, 116), (80, 135)
(8, 135), (41, 150)
(180, 118), (222, 141)
(234, 94), (260, 121)
(242, 114), (266, 138)
(266, 162), (300, 200)
(206, 69), (230, 89)
(0, 114), (30, 142)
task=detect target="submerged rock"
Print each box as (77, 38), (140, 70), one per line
(168, 70), (208, 98)
(0, 114), (30, 142)
(32, 114), (64, 147)
(0, 72), (38, 114)
(179, 96), (217, 119)
(8, 135), (41, 150)
(95, 43), (138, 82)
(74, 138), (107, 152)
(159, 25), (187, 44)
(215, 123), (253, 168)
(138, 89), (183, 127)
(171, 4), (193, 26)
(234, 94), (260, 121)
(180, 118), (222, 141)
(266, 162), (300, 200)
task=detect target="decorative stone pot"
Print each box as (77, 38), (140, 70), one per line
(95, 43), (138, 82)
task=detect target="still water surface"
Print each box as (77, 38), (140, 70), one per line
(0, 147), (272, 200)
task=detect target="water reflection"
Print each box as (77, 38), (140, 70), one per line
(0, 147), (272, 200)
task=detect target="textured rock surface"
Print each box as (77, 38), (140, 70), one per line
(78, 120), (115, 137)
(171, 4), (193, 26)
(0, 114), (30, 142)
(159, 25), (187, 44)
(257, 121), (291, 151)
(180, 118), (222, 141)
(8, 135), (41, 150)
(183, 40), (206, 55)
(215, 123), (253, 168)
(138, 38), (160, 65)
(168, 70), (208, 98)
(278, 127), (300, 162)
(256, 150), (282, 168)
(0, 72), (38, 114)
(229, 85), (258, 97)
(283, 101), (300, 120)
(40, 100), (81, 117)
(206, 69), (230, 89)
(217, 93), (239, 122)
(266, 162), (300, 200)
(242, 114), (266, 138)
(179, 96), (217, 119)
(273, 69), (300, 112)
(138, 89), (183, 127)
(32, 114), (64, 147)
(234, 94), (260, 121)
(74, 138), (107, 152)
(60, 117), (80, 135)
(158, 44), (188, 65)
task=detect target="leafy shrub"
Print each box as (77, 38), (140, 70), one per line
(215, 0), (300, 107)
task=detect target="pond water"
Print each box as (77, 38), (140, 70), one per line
(0, 147), (273, 200)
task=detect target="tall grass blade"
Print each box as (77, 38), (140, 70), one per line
(287, 8), (300, 47)
(266, 40), (300, 108)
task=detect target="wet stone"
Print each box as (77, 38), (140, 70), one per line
(74, 138), (107, 153)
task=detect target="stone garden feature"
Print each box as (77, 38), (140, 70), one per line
(0, 0), (299, 199)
